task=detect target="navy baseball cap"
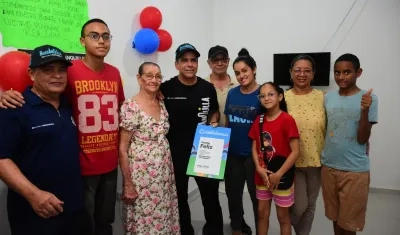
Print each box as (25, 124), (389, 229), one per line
(29, 45), (72, 68)
(208, 45), (229, 59)
(175, 43), (200, 61)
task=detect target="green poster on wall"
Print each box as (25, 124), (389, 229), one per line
(0, 0), (89, 53)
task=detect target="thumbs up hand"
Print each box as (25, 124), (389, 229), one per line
(361, 88), (373, 111)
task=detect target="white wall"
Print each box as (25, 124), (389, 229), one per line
(213, 0), (400, 190)
(85, 0), (213, 200)
(0, 0), (212, 234)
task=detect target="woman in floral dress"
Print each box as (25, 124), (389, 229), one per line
(119, 62), (180, 235)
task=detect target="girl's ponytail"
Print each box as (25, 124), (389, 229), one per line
(278, 87), (288, 112)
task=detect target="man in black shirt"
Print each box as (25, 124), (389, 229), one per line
(161, 43), (224, 235)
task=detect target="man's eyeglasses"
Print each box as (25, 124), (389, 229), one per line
(257, 93), (276, 100)
(85, 33), (112, 41)
(142, 73), (163, 81)
(211, 58), (229, 64)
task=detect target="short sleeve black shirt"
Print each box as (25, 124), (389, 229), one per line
(161, 76), (219, 168)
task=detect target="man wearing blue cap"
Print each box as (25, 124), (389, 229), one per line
(161, 43), (224, 235)
(0, 45), (83, 235)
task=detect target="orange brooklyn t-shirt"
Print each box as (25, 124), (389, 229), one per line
(66, 60), (125, 176)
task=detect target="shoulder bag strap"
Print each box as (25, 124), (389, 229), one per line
(259, 114), (266, 154)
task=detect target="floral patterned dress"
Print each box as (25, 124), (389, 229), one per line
(119, 99), (181, 235)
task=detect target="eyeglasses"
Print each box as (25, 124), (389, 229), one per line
(142, 73), (163, 81)
(85, 33), (112, 41)
(257, 92), (276, 100)
(211, 58), (229, 64)
(293, 69), (313, 75)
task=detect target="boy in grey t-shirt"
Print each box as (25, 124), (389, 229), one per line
(321, 53), (378, 234)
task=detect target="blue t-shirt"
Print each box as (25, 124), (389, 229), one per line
(224, 86), (261, 156)
(321, 90), (378, 172)
(0, 88), (83, 219)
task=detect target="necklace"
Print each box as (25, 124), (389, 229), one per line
(140, 90), (159, 107)
(31, 88), (48, 102)
(240, 83), (259, 94)
(266, 110), (282, 121)
(140, 90), (157, 105)
(292, 87), (313, 95)
(31, 88), (60, 110)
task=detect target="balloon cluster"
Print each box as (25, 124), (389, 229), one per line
(133, 6), (173, 54)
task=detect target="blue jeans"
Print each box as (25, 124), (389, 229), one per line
(225, 155), (258, 232)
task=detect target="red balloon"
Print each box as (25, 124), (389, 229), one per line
(139, 6), (163, 30)
(0, 51), (32, 93)
(156, 29), (173, 52)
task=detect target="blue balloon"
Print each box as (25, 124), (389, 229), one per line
(133, 28), (160, 54)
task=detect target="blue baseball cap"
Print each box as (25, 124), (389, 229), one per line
(175, 43), (200, 61)
(29, 45), (72, 68)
